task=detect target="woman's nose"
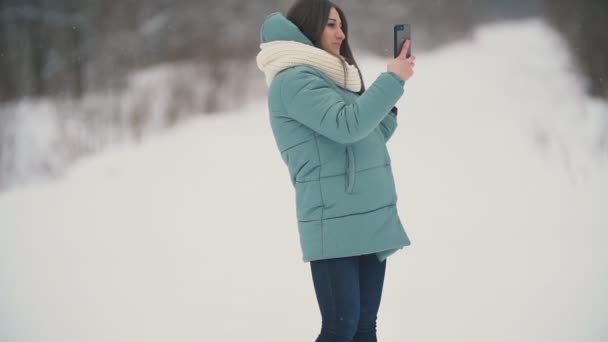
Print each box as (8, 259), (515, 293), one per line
(337, 29), (345, 40)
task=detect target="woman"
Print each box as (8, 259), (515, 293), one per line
(256, 0), (415, 341)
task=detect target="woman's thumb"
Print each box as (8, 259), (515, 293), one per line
(399, 40), (409, 59)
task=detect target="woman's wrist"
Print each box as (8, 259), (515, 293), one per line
(385, 71), (406, 86)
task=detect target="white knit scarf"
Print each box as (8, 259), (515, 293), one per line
(256, 40), (362, 93)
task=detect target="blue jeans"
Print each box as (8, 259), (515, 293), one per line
(310, 253), (387, 342)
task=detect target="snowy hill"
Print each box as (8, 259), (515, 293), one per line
(1, 19), (607, 342)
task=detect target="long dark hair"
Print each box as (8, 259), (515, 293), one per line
(286, 0), (366, 94)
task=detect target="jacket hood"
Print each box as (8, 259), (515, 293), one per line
(260, 12), (314, 46)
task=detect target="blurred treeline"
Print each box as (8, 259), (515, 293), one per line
(0, 0), (280, 105)
(1, 0), (606, 104)
(544, 0), (608, 98)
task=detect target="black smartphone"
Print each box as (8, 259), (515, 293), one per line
(393, 24), (411, 58)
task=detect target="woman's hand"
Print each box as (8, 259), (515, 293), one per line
(387, 40), (416, 81)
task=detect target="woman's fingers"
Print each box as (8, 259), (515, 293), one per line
(406, 55), (416, 68)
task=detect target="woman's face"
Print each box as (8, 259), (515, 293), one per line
(320, 7), (346, 56)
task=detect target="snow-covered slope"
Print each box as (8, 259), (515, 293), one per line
(1, 19), (607, 342)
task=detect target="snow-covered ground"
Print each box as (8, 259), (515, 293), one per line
(1, 19), (607, 342)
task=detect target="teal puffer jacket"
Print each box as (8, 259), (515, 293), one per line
(259, 13), (410, 262)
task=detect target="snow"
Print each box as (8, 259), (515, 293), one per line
(0, 59), (264, 191)
(1, 18), (607, 342)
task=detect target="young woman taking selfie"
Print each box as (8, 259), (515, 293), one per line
(256, 0), (416, 340)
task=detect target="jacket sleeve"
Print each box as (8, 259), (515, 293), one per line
(280, 67), (405, 144)
(379, 109), (398, 142)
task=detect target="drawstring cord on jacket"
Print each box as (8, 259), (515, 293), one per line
(345, 145), (356, 193)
